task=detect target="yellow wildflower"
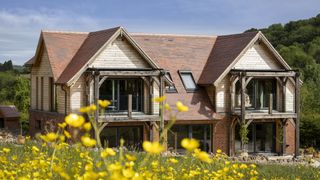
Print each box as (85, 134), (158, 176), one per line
(181, 138), (199, 152)
(80, 106), (91, 113)
(153, 96), (166, 103)
(83, 122), (92, 131)
(142, 141), (164, 154)
(98, 100), (111, 108)
(100, 148), (116, 158)
(3, 148), (10, 153)
(58, 122), (67, 128)
(90, 104), (97, 111)
(32, 146), (39, 153)
(194, 149), (212, 163)
(240, 164), (248, 169)
(169, 158), (178, 163)
(64, 130), (71, 139)
(81, 136), (96, 147)
(65, 114), (85, 128)
(122, 168), (135, 178)
(165, 103), (171, 110)
(125, 154), (137, 161)
(40, 132), (58, 142)
(11, 155), (17, 161)
(216, 149), (222, 154)
(176, 101), (189, 112)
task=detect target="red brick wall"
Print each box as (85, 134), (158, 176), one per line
(286, 119), (296, 155)
(29, 110), (65, 136)
(213, 117), (230, 154)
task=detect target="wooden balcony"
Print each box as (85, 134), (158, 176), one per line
(97, 112), (159, 122)
(232, 109), (297, 120)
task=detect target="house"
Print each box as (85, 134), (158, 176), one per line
(25, 27), (300, 156)
(0, 105), (20, 133)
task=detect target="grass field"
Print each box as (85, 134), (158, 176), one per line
(0, 140), (319, 180)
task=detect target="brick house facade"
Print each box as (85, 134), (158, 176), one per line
(25, 27), (301, 156)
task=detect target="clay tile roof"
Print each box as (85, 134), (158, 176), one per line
(56, 27), (120, 84)
(132, 34), (219, 120)
(198, 31), (258, 85)
(42, 31), (89, 81)
(0, 105), (20, 118)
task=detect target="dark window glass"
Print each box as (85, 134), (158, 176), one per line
(99, 79), (143, 112)
(0, 118), (4, 128)
(235, 79), (277, 110)
(179, 72), (197, 91)
(100, 126), (143, 150)
(168, 124), (211, 153)
(235, 122), (276, 153)
(35, 119), (41, 130)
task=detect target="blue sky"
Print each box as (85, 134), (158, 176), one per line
(0, 0), (319, 65)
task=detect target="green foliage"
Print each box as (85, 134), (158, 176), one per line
(247, 14), (320, 148)
(239, 123), (249, 146)
(0, 71), (30, 134)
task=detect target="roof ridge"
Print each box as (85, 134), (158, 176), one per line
(217, 31), (259, 38)
(131, 32), (217, 38)
(42, 30), (89, 34)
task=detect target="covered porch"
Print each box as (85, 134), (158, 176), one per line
(229, 69), (300, 156)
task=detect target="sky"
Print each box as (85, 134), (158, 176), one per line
(0, 0), (319, 65)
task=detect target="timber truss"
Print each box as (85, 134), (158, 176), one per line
(228, 69), (301, 156)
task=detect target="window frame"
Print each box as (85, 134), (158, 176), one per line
(165, 71), (177, 93)
(178, 70), (197, 92)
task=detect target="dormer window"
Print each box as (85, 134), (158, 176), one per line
(165, 72), (177, 93)
(179, 71), (197, 92)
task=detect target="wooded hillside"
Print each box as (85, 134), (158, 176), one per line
(247, 14), (320, 148)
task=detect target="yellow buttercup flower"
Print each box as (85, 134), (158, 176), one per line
(142, 141), (164, 154)
(98, 100), (111, 108)
(58, 122), (67, 128)
(83, 122), (92, 131)
(169, 158), (178, 163)
(90, 104), (97, 111)
(194, 149), (212, 163)
(153, 96), (166, 103)
(64, 130), (71, 139)
(181, 138), (199, 152)
(101, 148), (116, 158)
(80, 106), (91, 113)
(65, 114), (85, 128)
(2, 148), (10, 153)
(32, 146), (39, 153)
(216, 149), (222, 154)
(40, 132), (58, 142)
(176, 101), (189, 112)
(81, 136), (96, 147)
(125, 154), (137, 161)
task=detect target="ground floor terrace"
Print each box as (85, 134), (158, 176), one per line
(29, 110), (296, 155)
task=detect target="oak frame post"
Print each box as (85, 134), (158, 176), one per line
(94, 71), (100, 123)
(295, 72), (300, 157)
(240, 72), (246, 151)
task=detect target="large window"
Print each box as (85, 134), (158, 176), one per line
(100, 126), (143, 150)
(235, 122), (276, 153)
(100, 79), (143, 112)
(168, 124), (211, 153)
(179, 71), (197, 92)
(235, 79), (277, 110)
